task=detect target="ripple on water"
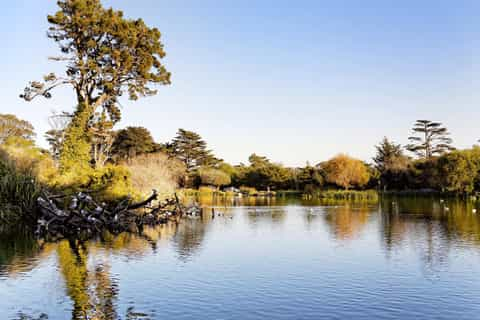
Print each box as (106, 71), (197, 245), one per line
(1, 199), (480, 319)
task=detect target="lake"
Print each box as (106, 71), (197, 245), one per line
(1, 196), (480, 319)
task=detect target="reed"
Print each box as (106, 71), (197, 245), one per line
(0, 160), (40, 226)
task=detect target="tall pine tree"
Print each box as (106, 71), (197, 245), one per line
(406, 120), (454, 159)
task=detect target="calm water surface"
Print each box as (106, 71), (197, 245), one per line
(1, 196), (480, 319)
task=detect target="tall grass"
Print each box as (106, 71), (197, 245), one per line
(304, 189), (378, 201)
(0, 155), (40, 226)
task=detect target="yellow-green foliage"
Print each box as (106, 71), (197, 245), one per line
(306, 189), (378, 202)
(59, 104), (92, 173)
(0, 148), (41, 225)
(51, 164), (134, 202)
(1, 137), (57, 184)
(0, 138), (135, 202)
(123, 152), (186, 200)
(198, 186), (215, 194)
(197, 167), (231, 188)
(89, 165), (133, 201)
(239, 186), (258, 196)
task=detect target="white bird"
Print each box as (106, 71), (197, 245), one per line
(473, 209), (477, 214)
(444, 207), (450, 211)
(440, 199), (445, 203)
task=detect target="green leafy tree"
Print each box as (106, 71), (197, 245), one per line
(111, 127), (156, 161)
(0, 114), (35, 144)
(241, 154), (292, 190)
(45, 129), (64, 161)
(437, 150), (478, 194)
(406, 120), (454, 159)
(296, 164), (324, 191)
(373, 137), (410, 190)
(197, 167), (231, 189)
(21, 0), (171, 171)
(45, 111), (71, 162)
(171, 129), (218, 172)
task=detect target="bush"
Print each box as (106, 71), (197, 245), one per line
(239, 186), (258, 196)
(198, 186), (215, 194)
(123, 152), (186, 200)
(321, 154), (370, 190)
(197, 167), (231, 188)
(1, 137), (57, 184)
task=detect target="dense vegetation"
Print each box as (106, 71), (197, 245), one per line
(1, 0), (479, 229)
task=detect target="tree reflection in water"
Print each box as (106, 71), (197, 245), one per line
(322, 203), (372, 240)
(379, 196), (480, 275)
(3, 195), (480, 319)
(6, 222), (185, 320)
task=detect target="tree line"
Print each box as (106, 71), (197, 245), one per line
(6, 110), (476, 195)
(3, 0), (479, 199)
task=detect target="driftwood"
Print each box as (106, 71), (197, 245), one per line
(35, 190), (200, 240)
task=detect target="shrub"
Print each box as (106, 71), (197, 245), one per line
(239, 186), (258, 196)
(321, 154), (370, 189)
(197, 167), (231, 188)
(1, 137), (57, 184)
(198, 186), (215, 194)
(123, 152), (186, 200)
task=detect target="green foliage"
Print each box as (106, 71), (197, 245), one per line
(0, 150), (41, 226)
(306, 189), (378, 201)
(234, 154), (292, 190)
(406, 120), (454, 159)
(21, 0), (171, 171)
(373, 137), (411, 190)
(88, 165), (133, 201)
(1, 137), (58, 184)
(239, 186), (258, 196)
(296, 165), (324, 191)
(437, 150), (478, 193)
(171, 129), (218, 172)
(217, 162), (238, 177)
(59, 104), (93, 172)
(0, 114), (35, 144)
(45, 129), (64, 161)
(50, 164), (134, 202)
(197, 167), (231, 188)
(198, 186), (216, 194)
(111, 126), (157, 161)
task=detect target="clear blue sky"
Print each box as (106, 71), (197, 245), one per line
(1, 1), (479, 166)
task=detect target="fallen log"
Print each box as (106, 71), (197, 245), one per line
(34, 190), (197, 240)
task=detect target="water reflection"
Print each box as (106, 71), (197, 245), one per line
(1, 195), (480, 319)
(173, 216), (209, 262)
(246, 207), (287, 228)
(323, 204), (373, 240)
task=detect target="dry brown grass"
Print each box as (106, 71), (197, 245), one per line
(122, 152), (186, 200)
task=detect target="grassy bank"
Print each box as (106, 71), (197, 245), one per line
(182, 187), (378, 201)
(303, 189), (379, 201)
